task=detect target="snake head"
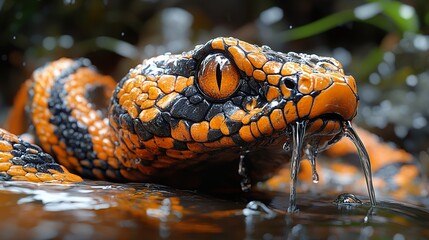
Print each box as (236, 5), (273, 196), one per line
(111, 37), (358, 166)
(192, 37), (358, 151)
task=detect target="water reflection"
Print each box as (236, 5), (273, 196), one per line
(0, 181), (428, 239)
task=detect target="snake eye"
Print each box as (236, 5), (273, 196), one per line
(197, 53), (240, 100)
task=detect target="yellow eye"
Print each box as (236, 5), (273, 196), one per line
(197, 54), (240, 100)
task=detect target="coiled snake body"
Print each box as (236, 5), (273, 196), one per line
(1, 37), (365, 210)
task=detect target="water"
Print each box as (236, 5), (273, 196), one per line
(238, 152), (251, 192)
(0, 181), (427, 239)
(286, 121), (377, 213)
(343, 121), (377, 206)
(288, 121), (307, 213)
(305, 145), (320, 184)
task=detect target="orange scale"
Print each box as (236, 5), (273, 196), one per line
(307, 119), (324, 133)
(253, 69), (266, 81)
(140, 100), (155, 110)
(267, 75), (281, 85)
(211, 38), (225, 50)
(247, 52), (268, 69)
(129, 87), (143, 100)
(135, 93), (149, 106)
(7, 165), (26, 176)
(137, 165), (156, 176)
(238, 40), (258, 53)
(154, 136), (175, 149)
(156, 92), (179, 109)
(229, 109), (246, 121)
(158, 75), (176, 94)
(298, 74), (314, 94)
(12, 176), (32, 181)
(250, 122), (262, 138)
(228, 46), (246, 71)
(262, 61), (283, 74)
(345, 75), (358, 94)
(223, 37), (238, 46)
(175, 76), (188, 92)
(0, 152), (13, 162)
(139, 107), (160, 123)
(209, 113), (225, 129)
(146, 75), (157, 82)
(330, 72), (346, 83)
(313, 74), (332, 91)
(120, 169), (142, 181)
(148, 87), (162, 100)
(281, 62), (300, 75)
(186, 76), (194, 87)
(242, 58), (254, 76)
(238, 125), (255, 142)
(297, 95), (313, 118)
(320, 121), (336, 134)
(140, 81), (157, 92)
(220, 121), (230, 135)
(301, 64), (313, 74)
(122, 79), (136, 93)
(280, 84), (291, 99)
(190, 121), (210, 142)
(91, 168), (106, 180)
(166, 149), (196, 160)
(134, 75), (146, 86)
(119, 93), (131, 106)
(187, 142), (210, 153)
(257, 116), (274, 136)
(107, 157), (120, 169)
(0, 162), (12, 171)
(0, 140), (13, 152)
(284, 101), (298, 123)
(24, 173), (42, 182)
(171, 120), (192, 142)
(219, 136), (235, 147)
(270, 109), (287, 131)
(266, 86), (280, 102)
(134, 149), (155, 160)
(241, 115), (252, 125)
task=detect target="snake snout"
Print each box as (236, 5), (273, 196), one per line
(308, 78), (358, 122)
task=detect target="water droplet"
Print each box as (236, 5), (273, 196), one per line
(305, 145), (319, 184)
(288, 121), (307, 213)
(242, 201), (276, 219)
(12, 36), (16, 40)
(282, 141), (290, 152)
(121, 32), (125, 37)
(132, 158), (141, 164)
(343, 121), (377, 206)
(238, 152), (251, 192)
(333, 193), (362, 205)
(261, 45), (271, 51)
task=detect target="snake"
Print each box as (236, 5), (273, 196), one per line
(2, 37), (422, 211)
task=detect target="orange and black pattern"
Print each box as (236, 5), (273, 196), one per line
(0, 37), (417, 193)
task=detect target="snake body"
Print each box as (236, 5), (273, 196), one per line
(2, 37), (360, 190)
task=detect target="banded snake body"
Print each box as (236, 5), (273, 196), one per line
(0, 37), (379, 211)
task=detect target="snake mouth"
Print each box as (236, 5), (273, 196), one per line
(312, 113), (345, 123)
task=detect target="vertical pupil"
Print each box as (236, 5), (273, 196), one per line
(215, 63), (222, 91)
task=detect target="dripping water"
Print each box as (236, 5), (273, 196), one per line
(239, 150), (251, 192)
(343, 121), (377, 206)
(288, 121), (307, 213)
(305, 145), (319, 184)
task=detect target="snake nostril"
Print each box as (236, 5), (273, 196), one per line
(281, 76), (297, 89)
